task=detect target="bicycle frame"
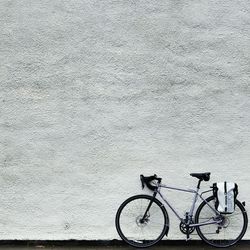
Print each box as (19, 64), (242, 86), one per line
(155, 183), (222, 227)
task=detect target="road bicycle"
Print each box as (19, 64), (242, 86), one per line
(115, 172), (248, 248)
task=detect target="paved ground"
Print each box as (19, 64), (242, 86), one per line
(0, 245), (249, 250)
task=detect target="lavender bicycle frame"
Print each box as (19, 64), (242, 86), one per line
(155, 183), (222, 227)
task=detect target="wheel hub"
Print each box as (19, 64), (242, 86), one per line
(220, 216), (230, 228)
(136, 215), (149, 227)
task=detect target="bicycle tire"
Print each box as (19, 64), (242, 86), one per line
(195, 195), (248, 248)
(115, 194), (169, 248)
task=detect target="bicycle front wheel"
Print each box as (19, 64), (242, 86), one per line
(195, 196), (248, 248)
(115, 194), (169, 248)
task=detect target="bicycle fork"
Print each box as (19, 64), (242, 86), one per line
(141, 191), (157, 223)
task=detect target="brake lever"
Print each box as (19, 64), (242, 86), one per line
(153, 174), (162, 184)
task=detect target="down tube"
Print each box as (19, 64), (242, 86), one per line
(157, 190), (182, 221)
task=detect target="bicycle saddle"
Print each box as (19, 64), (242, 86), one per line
(190, 172), (210, 181)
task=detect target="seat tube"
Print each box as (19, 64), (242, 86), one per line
(189, 180), (201, 217)
(189, 187), (199, 217)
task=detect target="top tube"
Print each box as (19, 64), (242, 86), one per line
(159, 184), (197, 193)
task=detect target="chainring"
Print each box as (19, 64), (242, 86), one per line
(179, 221), (195, 235)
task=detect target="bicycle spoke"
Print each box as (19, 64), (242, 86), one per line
(195, 196), (247, 247)
(116, 195), (168, 247)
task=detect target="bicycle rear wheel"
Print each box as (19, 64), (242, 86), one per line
(195, 196), (248, 248)
(115, 194), (169, 248)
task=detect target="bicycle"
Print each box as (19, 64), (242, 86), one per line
(115, 172), (248, 248)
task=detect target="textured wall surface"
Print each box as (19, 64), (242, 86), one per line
(0, 0), (250, 240)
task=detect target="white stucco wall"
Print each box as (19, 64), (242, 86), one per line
(0, 0), (249, 240)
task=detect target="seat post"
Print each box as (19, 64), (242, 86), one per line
(197, 179), (202, 189)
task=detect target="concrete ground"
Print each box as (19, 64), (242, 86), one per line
(0, 245), (249, 250)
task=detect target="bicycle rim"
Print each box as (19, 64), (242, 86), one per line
(195, 196), (248, 248)
(115, 195), (169, 248)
